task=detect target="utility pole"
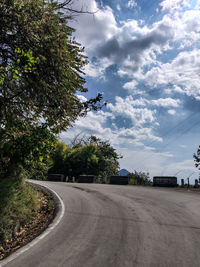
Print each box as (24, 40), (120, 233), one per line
(186, 172), (196, 190)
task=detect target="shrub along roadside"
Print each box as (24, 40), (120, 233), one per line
(0, 178), (55, 260)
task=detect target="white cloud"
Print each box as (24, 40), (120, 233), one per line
(96, 18), (174, 76)
(61, 112), (198, 182)
(117, 147), (173, 178)
(69, 0), (200, 94)
(70, 1), (118, 50)
(60, 110), (114, 143)
(84, 57), (111, 78)
(74, 96), (180, 149)
(60, 95), (162, 149)
(127, 0), (137, 9)
(76, 95), (87, 102)
(123, 80), (138, 90)
(68, 1), (118, 78)
(107, 96), (157, 127)
(116, 4), (121, 11)
(60, 109), (160, 149)
(151, 98), (181, 108)
(112, 96), (181, 109)
(168, 109), (176, 115)
(61, 0), (200, 181)
(141, 49), (200, 100)
(195, 0), (200, 9)
(93, 2), (200, 80)
(118, 127), (162, 142)
(173, 85), (184, 94)
(70, 1), (176, 78)
(160, 0), (190, 11)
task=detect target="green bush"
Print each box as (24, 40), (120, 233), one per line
(128, 171), (152, 186)
(0, 178), (40, 245)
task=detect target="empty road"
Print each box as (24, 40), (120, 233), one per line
(3, 182), (200, 267)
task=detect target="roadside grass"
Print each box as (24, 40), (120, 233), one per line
(0, 178), (55, 259)
(0, 178), (40, 245)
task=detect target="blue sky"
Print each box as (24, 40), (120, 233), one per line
(60, 0), (200, 183)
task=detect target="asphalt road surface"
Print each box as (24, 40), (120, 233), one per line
(4, 182), (200, 267)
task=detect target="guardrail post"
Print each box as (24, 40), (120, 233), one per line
(194, 179), (199, 188)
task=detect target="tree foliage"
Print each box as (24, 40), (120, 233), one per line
(194, 146), (200, 173)
(0, 0), (102, 132)
(128, 171), (151, 185)
(48, 141), (68, 175)
(49, 136), (121, 178)
(0, 0), (102, 180)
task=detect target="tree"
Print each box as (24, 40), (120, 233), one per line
(128, 171), (151, 185)
(194, 146), (200, 174)
(0, 0), (102, 131)
(49, 135), (121, 178)
(0, 123), (57, 180)
(48, 141), (68, 175)
(0, 1), (102, 180)
(64, 143), (99, 177)
(87, 136), (121, 178)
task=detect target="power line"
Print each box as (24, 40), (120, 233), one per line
(157, 116), (200, 151)
(129, 113), (200, 168)
(143, 111), (197, 148)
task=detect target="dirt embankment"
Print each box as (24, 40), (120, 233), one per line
(0, 182), (56, 260)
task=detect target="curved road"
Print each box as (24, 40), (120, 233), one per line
(3, 182), (200, 267)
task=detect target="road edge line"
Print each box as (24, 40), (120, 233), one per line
(0, 181), (65, 267)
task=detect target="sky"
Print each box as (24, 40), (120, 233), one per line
(60, 0), (200, 183)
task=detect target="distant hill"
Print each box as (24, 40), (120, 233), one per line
(118, 169), (130, 176)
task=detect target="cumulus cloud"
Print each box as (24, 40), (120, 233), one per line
(127, 0), (137, 9)
(70, 0), (200, 87)
(173, 85), (184, 94)
(123, 80), (138, 90)
(83, 57), (111, 77)
(116, 4), (121, 11)
(68, 1), (118, 77)
(139, 49), (200, 100)
(70, 1), (117, 50)
(76, 95), (87, 102)
(114, 95), (181, 109)
(118, 127), (162, 142)
(69, 0), (177, 77)
(160, 0), (190, 11)
(107, 96), (157, 127)
(168, 109), (176, 115)
(60, 108), (161, 149)
(96, 21), (173, 73)
(60, 94), (163, 149)
(66, 95), (180, 150)
(60, 0), (200, 178)
(151, 98), (181, 108)
(60, 110), (114, 142)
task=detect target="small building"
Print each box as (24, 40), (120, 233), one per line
(78, 175), (95, 183)
(153, 176), (177, 187)
(109, 176), (129, 185)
